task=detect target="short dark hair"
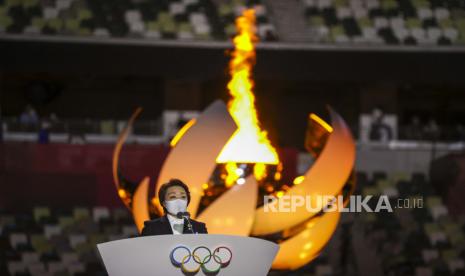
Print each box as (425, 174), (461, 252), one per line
(158, 179), (191, 213)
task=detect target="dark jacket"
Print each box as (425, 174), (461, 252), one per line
(140, 215), (208, 236)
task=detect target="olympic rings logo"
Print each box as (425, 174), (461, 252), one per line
(170, 245), (232, 275)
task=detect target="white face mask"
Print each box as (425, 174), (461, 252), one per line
(164, 199), (187, 216)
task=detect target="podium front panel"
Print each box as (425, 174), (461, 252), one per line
(97, 234), (279, 276)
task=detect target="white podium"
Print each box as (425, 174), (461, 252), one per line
(97, 234), (279, 276)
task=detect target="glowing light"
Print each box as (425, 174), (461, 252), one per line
(254, 163), (267, 180)
(170, 118), (197, 147)
(276, 191), (284, 198)
(237, 178), (246, 185)
(306, 221), (315, 228)
(216, 9), (279, 165)
(293, 176), (305, 185)
(304, 242), (313, 250)
(202, 183), (209, 190)
(310, 114), (333, 133)
(225, 162), (240, 187)
(118, 189), (127, 198)
(235, 168), (244, 175)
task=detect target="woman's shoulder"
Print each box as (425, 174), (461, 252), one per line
(189, 218), (208, 233)
(190, 218), (206, 226)
(143, 216), (166, 226)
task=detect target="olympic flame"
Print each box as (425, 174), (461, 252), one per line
(216, 9), (279, 173)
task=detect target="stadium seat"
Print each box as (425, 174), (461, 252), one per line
(302, 0), (465, 45)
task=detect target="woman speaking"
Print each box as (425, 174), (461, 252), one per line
(140, 179), (208, 236)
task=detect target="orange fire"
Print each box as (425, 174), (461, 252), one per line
(216, 9), (279, 181)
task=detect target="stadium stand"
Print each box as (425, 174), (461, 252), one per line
(302, 0), (465, 45)
(216, 0), (277, 40)
(357, 171), (465, 276)
(1, 0), (464, 45)
(0, 0), (276, 41)
(0, 206), (138, 275)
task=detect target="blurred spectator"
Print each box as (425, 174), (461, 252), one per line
(405, 116), (424, 140)
(69, 135), (86, 144)
(69, 132), (86, 144)
(424, 118), (441, 141)
(49, 112), (59, 123)
(38, 120), (51, 144)
(264, 30), (278, 41)
(19, 104), (39, 126)
(369, 107), (393, 142)
(47, 112), (60, 131)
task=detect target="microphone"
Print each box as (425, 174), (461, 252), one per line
(176, 212), (194, 234)
(176, 212), (190, 219)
